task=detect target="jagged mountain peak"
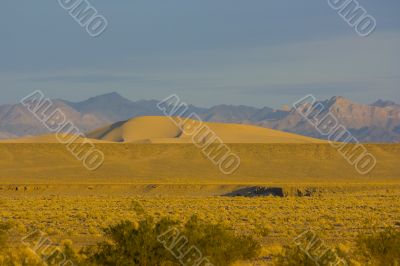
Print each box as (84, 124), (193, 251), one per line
(372, 99), (399, 108)
(80, 92), (131, 104)
(325, 96), (353, 107)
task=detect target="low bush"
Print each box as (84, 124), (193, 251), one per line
(274, 245), (333, 266)
(355, 227), (400, 265)
(83, 215), (260, 266)
(0, 221), (11, 248)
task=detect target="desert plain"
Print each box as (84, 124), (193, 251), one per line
(1, 117), (400, 265)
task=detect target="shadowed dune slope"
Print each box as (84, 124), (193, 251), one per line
(86, 116), (324, 143)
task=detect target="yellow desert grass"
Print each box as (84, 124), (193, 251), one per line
(1, 185), (400, 265)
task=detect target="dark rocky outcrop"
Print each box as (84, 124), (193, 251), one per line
(223, 186), (285, 197)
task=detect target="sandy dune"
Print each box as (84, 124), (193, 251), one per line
(0, 115), (323, 144)
(86, 116), (324, 143)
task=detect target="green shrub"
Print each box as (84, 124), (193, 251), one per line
(274, 245), (318, 266)
(83, 215), (260, 266)
(82, 216), (177, 266)
(131, 200), (146, 216)
(355, 227), (400, 265)
(274, 244), (350, 266)
(0, 221), (11, 248)
(181, 215), (260, 265)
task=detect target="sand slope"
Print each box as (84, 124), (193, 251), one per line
(0, 143), (398, 184)
(86, 116), (324, 143)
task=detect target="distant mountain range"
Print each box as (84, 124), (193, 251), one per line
(0, 92), (399, 142)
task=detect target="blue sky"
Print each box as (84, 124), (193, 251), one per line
(1, 0), (399, 107)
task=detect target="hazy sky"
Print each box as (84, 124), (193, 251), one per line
(1, 0), (399, 107)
